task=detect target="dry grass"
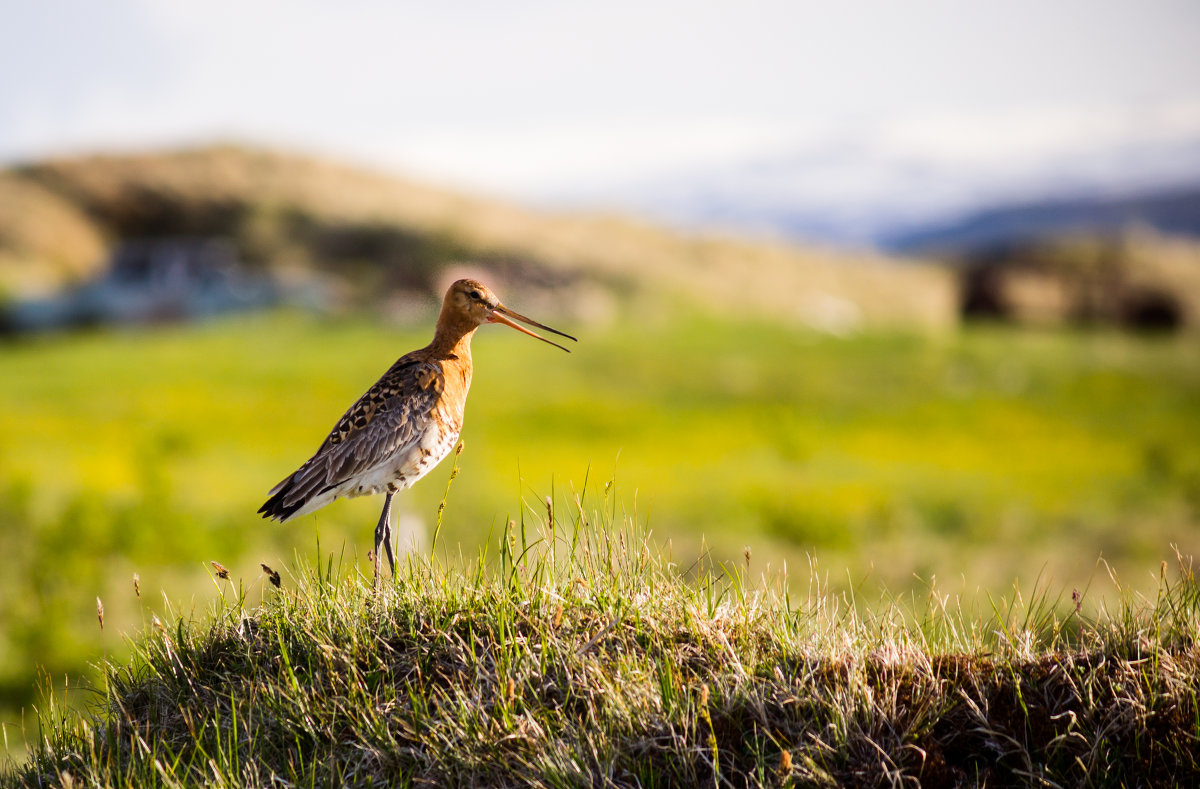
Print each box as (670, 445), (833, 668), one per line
(5, 503), (1197, 788)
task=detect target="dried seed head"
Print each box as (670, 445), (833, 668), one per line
(96, 597), (104, 630)
(699, 683), (710, 707)
(211, 561), (230, 580)
(744, 546), (752, 567)
(132, 572), (141, 598)
(261, 563), (281, 588)
(506, 677), (516, 703)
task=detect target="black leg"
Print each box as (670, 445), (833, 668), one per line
(383, 510), (397, 577)
(373, 491), (395, 587)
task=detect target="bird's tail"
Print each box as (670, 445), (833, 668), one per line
(258, 476), (306, 521)
(258, 466), (330, 522)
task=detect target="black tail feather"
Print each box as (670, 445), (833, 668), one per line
(260, 465), (340, 522)
(258, 479), (305, 522)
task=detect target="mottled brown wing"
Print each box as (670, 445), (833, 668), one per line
(259, 356), (444, 520)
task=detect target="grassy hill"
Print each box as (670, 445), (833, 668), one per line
(0, 175), (107, 297)
(6, 523), (1198, 787)
(0, 145), (956, 329)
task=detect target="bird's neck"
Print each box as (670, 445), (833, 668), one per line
(429, 323), (476, 362)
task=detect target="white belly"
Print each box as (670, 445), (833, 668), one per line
(345, 422), (460, 499)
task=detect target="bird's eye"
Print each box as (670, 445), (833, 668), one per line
(469, 290), (481, 300)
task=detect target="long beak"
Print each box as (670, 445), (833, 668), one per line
(487, 304), (577, 352)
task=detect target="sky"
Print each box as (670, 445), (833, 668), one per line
(2, 0), (1199, 198)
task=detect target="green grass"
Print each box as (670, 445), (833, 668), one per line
(5, 514), (1199, 787)
(0, 310), (1198, 748)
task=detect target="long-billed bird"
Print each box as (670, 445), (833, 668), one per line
(258, 279), (575, 583)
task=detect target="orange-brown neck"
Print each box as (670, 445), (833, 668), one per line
(429, 306), (480, 361)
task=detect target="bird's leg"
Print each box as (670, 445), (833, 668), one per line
(382, 499), (397, 577)
(373, 491), (395, 587)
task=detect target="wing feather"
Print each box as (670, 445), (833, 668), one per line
(259, 355), (445, 520)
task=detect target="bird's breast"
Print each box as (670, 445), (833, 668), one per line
(386, 357), (470, 490)
(436, 355), (472, 425)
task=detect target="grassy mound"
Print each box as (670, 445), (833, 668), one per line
(7, 516), (1199, 787)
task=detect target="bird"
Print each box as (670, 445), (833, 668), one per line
(258, 278), (576, 584)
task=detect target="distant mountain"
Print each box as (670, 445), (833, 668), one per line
(569, 133), (1200, 252)
(886, 187), (1200, 254)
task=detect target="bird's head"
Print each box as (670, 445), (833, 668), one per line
(443, 279), (576, 352)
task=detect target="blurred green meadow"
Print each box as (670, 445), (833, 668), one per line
(1, 309), (1199, 737)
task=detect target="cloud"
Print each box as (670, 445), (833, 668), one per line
(1, 0), (1198, 196)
